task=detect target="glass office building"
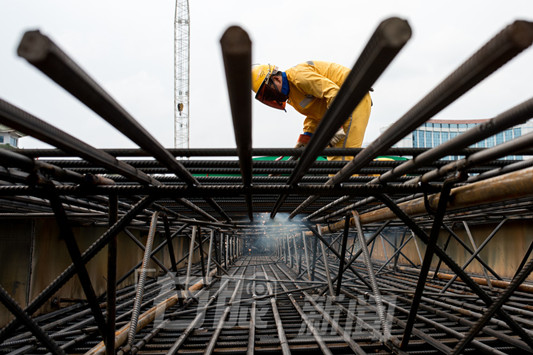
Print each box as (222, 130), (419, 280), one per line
(393, 119), (533, 160)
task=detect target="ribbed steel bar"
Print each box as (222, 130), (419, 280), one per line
(352, 211), (390, 341)
(127, 212), (159, 347)
(185, 226), (197, 290)
(197, 226), (207, 285)
(48, 193), (108, 341)
(399, 175), (456, 349)
(290, 19), (533, 219)
(17, 30), (230, 221)
(114, 224), (193, 287)
(301, 232), (312, 280)
(335, 215), (351, 296)
(220, 25), (253, 221)
(0, 148), (85, 184)
(267, 265), (332, 355)
(463, 221), (494, 290)
(106, 194), (118, 355)
(375, 234), (414, 275)
(271, 16), (412, 218)
(123, 228), (170, 273)
(415, 130), (533, 184)
(0, 182), (430, 197)
(163, 215), (178, 272)
(0, 98), (156, 185)
(20, 146), (519, 158)
(441, 223), (502, 280)
(204, 269), (245, 355)
(306, 223), (372, 290)
(376, 96), (533, 185)
(453, 246), (533, 353)
(0, 195), (154, 343)
(205, 230), (215, 285)
(165, 268), (237, 354)
(318, 228), (335, 296)
(440, 219), (507, 293)
(246, 269), (256, 355)
(259, 265), (291, 355)
(311, 97), (533, 223)
(376, 192), (533, 351)
(318, 221), (390, 296)
(0, 284), (66, 355)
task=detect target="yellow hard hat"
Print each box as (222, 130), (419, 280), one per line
(251, 64), (286, 110)
(251, 64), (277, 93)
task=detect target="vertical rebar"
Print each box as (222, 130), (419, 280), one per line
(106, 194), (118, 355)
(127, 211), (160, 347)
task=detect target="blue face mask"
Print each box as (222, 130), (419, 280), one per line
(281, 72), (290, 96)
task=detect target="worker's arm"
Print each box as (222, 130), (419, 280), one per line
(290, 68), (340, 109)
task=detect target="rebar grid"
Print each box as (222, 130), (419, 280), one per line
(0, 18), (533, 355)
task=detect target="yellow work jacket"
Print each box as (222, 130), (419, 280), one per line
(285, 61), (350, 134)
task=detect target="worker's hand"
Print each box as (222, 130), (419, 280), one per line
(295, 133), (312, 148)
(328, 127), (346, 147)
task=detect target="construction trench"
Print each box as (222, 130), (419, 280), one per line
(1, 17), (533, 355)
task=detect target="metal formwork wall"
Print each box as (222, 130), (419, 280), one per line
(1, 18), (533, 355)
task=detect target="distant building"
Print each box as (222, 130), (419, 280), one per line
(391, 119), (533, 160)
(0, 124), (24, 147)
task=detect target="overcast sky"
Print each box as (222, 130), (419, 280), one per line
(1, 1), (532, 151)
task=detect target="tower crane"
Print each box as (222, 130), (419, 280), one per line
(174, 0), (190, 148)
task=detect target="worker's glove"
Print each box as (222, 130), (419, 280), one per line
(295, 133), (312, 148)
(328, 127), (346, 147)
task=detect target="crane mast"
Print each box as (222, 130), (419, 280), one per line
(174, 0), (190, 148)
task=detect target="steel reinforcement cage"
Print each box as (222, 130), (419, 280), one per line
(1, 18), (533, 354)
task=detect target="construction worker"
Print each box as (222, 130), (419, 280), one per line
(251, 61), (372, 161)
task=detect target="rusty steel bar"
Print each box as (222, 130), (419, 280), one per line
(315, 165), (533, 235)
(291, 19), (533, 219)
(314, 97), (533, 224)
(271, 16), (411, 218)
(220, 25), (253, 221)
(17, 30), (231, 221)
